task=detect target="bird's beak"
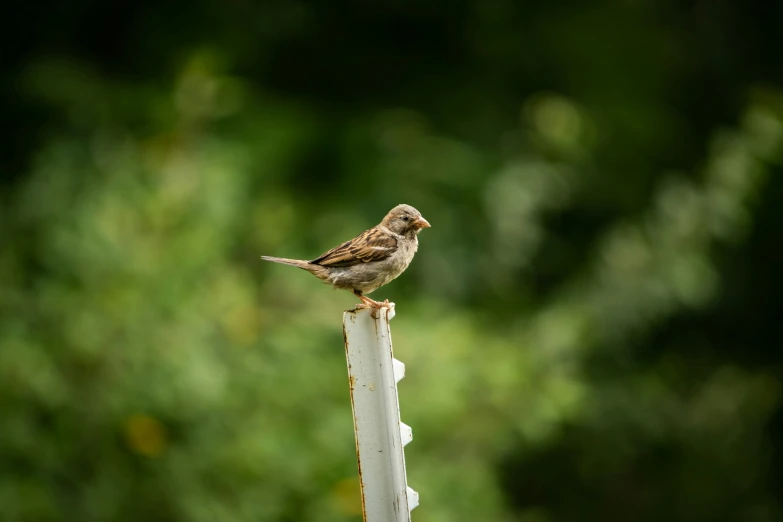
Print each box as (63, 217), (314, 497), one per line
(414, 216), (431, 229)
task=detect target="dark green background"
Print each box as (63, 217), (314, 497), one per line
(2, 1), (783, 521)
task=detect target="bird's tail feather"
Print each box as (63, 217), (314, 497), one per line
(260, 256), (312, 269)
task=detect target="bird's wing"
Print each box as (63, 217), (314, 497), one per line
(311, 227), (398, 267)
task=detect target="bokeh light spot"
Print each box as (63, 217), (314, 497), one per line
(526, 93), (583, 148)
(330, 477), (362, 516)
(124, 415), (167, 458)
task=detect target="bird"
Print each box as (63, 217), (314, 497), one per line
(260, 204), (431, 309)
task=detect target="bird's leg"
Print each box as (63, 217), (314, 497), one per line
(353, 290), (389, 309)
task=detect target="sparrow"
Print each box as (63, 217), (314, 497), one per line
(261, 204), (431, 308)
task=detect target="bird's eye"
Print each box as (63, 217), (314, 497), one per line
(402, 216), (409, 221)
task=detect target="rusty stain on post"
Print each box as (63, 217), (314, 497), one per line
(343, 304), (417, 522)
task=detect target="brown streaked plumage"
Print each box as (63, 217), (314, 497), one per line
(260, 204), (431, 308)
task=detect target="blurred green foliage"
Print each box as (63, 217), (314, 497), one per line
(2, 1), (783, 521)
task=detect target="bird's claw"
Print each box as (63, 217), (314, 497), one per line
(355, 296), (393, 318)
(370, 301), (393, 319)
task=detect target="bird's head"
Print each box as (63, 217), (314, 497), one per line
(381, 204), (431, 237)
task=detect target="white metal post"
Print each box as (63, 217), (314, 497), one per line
(343, 304), (419, 522)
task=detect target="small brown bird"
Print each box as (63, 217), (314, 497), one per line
(261, 204), (431, 308)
